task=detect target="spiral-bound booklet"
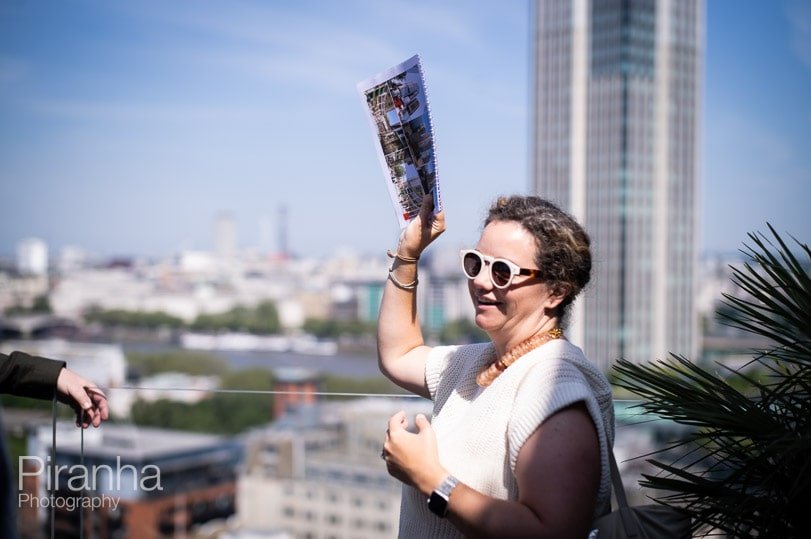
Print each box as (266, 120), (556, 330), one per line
(357, 54), (442, 228)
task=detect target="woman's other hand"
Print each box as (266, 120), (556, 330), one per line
(383, 411), (447, 495)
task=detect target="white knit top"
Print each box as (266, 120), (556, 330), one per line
(398, 339), (615, 538)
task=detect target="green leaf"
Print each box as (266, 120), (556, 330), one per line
(611, 225), (810, 537)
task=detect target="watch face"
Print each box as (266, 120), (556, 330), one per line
(428, 491), (449, 517)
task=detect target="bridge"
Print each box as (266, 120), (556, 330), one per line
(0, 315), (80, 340)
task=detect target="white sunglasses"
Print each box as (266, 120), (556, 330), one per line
(459, 249), (543, 289)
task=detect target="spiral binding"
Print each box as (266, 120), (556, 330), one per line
(414, 54), (443, 214)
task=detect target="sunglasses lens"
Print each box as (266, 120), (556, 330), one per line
(491, 261), (513, 287)
(462, 252), (482, 278)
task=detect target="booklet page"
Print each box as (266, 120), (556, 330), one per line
(358, 54), (442, 228)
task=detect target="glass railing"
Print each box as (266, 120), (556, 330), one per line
(4, 368), (684, 539)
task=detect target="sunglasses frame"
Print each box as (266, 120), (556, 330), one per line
(459, 249), (543, 289)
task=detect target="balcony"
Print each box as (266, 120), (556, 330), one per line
(3, 359), (680, 539)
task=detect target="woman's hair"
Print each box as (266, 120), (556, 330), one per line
(484, 195), (592, 320)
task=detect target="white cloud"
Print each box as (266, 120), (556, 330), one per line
(359, 0), (481, 47)
(171, 35), (401, 96)
(108, 0), (499, 94)
(107, 1), (417, 96)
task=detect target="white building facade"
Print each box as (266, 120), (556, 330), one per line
(16, 238), (48, 276)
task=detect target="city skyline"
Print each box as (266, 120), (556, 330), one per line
(1, 0), (809, 260)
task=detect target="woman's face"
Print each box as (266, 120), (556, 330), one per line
(468, 221), (563, 344)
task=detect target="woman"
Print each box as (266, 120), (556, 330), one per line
(378, 194), (614, 538)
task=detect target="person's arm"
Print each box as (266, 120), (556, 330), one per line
(377, 195), (445, 397)
(0, 350), (64, 399)
(384, 403), (600, 538)
(1, 351), (109, 428)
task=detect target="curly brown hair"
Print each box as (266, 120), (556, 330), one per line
(484, 195), (591, 319)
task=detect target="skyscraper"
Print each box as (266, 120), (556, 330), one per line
(532, 0), (703, 369)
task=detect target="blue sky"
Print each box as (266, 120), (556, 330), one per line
(1, 0), (809, 260)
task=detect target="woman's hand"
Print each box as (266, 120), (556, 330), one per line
(397, 194), (446, 259)
(383, 411), (447, 495)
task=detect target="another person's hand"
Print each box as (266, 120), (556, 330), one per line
(55, 368), (109, 428)
(397, 194), (446, 259)
(383, 411), (446, 495)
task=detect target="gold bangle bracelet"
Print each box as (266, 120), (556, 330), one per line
(386, 249), (419, 263)
(388, 267), (418, 290)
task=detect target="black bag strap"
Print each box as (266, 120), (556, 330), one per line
(607, 449), (643, 537)
(608, 449), (631, 510)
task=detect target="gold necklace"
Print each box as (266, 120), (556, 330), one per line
(476, 327), (564, 387)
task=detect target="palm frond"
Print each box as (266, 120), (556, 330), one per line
(612, 225), (811, 537)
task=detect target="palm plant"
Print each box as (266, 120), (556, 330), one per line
(612, 225), (811, 538)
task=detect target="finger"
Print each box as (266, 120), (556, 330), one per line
(418, 193), (434, 220)
(415, 413), (430, 431)
(88, 388), (110, 421)
(72, 383), (92, 405)
(73, 385), (108, 427)
(388, 411), (407, 432)
(69, 386), (94, 416)
(97, 399), (110, 421)
(86, 386), (107, 400)
(76, 409), (89, 428)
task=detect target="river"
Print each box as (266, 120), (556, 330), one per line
(122, 342), (382, 379)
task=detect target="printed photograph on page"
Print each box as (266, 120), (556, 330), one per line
(358, 55), (441, 228)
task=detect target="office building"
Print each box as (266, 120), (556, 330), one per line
(238, 397), (431, 539)
(532, 0), (703, 367)
(21, 423), (242, 538)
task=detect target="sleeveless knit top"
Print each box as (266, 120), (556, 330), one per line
(398, 339), (615, 538)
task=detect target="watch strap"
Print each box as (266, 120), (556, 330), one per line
(427, 475), (459, 517)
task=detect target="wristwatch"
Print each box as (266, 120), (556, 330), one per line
(427, 475), (459, 518)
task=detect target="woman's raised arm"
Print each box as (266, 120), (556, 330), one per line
(377, 195), (445, 397)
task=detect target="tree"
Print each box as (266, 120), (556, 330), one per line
(127, 350), (230, 377)
(130, 368), (275, 434)
(190, 301), (280, 334)
(4, 294), (52, 315)
(612, 225), (811, 537)
(84, 308), (184, 329)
